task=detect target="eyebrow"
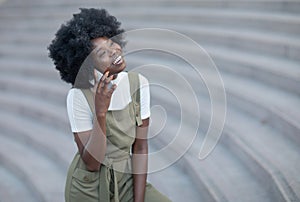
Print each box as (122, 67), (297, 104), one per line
(96, 47), (102, 54)
(95, 39), (111, 54)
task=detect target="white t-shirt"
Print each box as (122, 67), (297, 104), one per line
(66, 71), (150, 133)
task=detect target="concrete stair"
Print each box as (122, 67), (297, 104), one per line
(0, 164), (38, 202)
(0, 0), (299, 201)
(0, 131), (66, 202)
(128, 56), (300, 201)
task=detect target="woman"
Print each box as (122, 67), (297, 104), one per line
(48, 8), (171, 202)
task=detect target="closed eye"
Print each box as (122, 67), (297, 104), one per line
(99, 51), (106, 57)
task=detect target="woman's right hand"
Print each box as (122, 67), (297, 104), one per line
(93, 70), (117, 117)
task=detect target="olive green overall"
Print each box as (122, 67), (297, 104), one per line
(65, 72), (171, 202)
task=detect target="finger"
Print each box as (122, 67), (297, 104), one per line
(103, 75), (115, 92)
(101, 71), (109, 82)
(97, 71), (109, 93)
(105, 75), (114, 84)
(93, 69), (98, 92)
(94, 69), (98, 82)
(108, 84), (117, 94)
(102, 81), (116, 95)
(111, 84), (117, 91)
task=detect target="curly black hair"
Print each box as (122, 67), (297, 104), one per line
(48, 8), (125, 88)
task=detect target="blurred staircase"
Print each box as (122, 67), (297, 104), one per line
(0, 0), (299, 201)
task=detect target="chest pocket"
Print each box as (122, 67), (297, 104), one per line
(106, 103), (136, 140)
(110, 104), (132, 122)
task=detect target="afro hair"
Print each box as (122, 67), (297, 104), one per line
(48, 8), (125, 88)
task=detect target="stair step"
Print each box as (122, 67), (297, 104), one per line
(0, 43), (49, 62)
(148, 102), (278, 201)
(0, 132), (66, 202)
(225, 105), (300, 200)
(0, 165), (39, 202)
(142, 69), (287, 200)
(1, 0), (300, 14)
(116, 8), (300, 35)
(0, 59), (60, 80)
(147, 145), (203, 201)
(127, 36), (300, 94)
(2, 19), (300, 62)
(1, 35), (299, 96)
(0, 72), (69, 105)
(1, 6), (300, 37)
(209, 46), (300, 95)
(0, 90), (69, 131)
(0, 110), (76, 170)
(123, 21), (300, 62)
(150, 86), (300, 200)
(131, 56), (300, 148)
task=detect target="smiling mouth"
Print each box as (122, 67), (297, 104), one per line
(112, 55), (123, 65)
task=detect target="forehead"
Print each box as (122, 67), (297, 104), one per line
(91, 37), (109, 48)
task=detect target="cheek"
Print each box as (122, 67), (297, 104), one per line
(94, 56), (111, 68)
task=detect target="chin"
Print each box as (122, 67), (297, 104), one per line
(112, 62), (126, 74)
(110, 62), (126, 75)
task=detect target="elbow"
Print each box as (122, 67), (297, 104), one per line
(135, 148), (148, 154)
(133, 140), (148, 154)
(133, 144), (148, 154)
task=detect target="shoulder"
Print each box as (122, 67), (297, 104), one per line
(66, 88), (87, 106)
(67, 88), (84, 99)
(126, 72), (149, 86)
(138, 74), (149, 87)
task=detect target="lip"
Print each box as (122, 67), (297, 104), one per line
(112, 55), (124, 66)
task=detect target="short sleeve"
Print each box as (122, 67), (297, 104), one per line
(139, 74), (151, 119)
(66, 89), (93, 133)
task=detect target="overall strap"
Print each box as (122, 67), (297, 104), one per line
(128, 72), (143, 126)
(81, 88), (95, 115)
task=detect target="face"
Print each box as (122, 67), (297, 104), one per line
(91, 37), (126, 78)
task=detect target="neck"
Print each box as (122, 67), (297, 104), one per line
(112, 74), (118, 80)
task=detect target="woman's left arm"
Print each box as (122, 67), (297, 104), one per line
(132, 118), (150, 202)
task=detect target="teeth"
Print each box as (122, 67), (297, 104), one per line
(113, 56), (122, 65)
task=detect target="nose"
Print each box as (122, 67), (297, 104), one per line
(109, 48), (117, 57)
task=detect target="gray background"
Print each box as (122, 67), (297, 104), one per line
(0, 0), (299, 201)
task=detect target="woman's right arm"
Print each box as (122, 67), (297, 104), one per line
(73, 71), (116, 172)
